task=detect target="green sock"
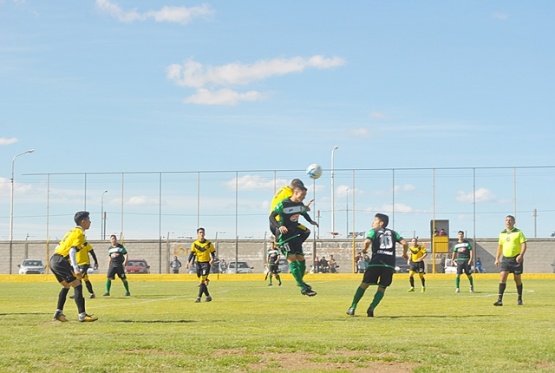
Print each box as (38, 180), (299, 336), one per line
(289, 261), (304, 288)
(123, 281), (130, 292)
(350, 286), (367, 309)
(370, 289), (385, 309)
(106, 280), (112, 293)
(455, 277), (460, 288)
(276, 274), (281, 285)
(469, 276), (474, 286)
(269, 275), (273, 285)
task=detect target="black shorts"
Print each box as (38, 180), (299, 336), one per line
(268, 263), (279, 274)
(409, 261), (425, 274)
(362, 265), (395, 288)
(107, 264), (127, 280)
(278, 224), (308, 256)
(500, 256), (523, 275)
(456, 260), (472, 275)
(50, 254), (77, 284)
(196, 262), (211, 278)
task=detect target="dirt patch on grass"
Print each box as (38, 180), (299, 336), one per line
(214, 349), (417, 372)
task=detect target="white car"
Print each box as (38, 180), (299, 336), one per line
(227, 261), (253, 274)
(18, 259), (46, 274)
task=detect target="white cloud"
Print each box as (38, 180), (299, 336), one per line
(394, 184), (416, 192)
(95, 0), (212, 24)
(493, 12), (509, 20)
(346, 128), (371, 138)
(184, 88), (265, 106)
(456, 187), (495, 203)
(0, 137), (17, 146)
(167, 56), (345, 88)
(370, 112), (389, 120)
(127, 195), (157, 206)
(225, 175), (287, 191)
(376, 203), (414, 214)
(168, 56), (344, 106)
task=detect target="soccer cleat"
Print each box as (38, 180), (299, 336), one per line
(517, 299), (523, 306)
(79, 314), (98, 323)
(205, 296), (212, 302)
(124, 292), (131, 296)
(53, 310), (68, 322)
(493, 300), (503, 306)
(103, 292), (110, 296)
(278, 282), (282, 286)
(470, 287), (474, 293)
(195, 297), (201, 303)
(421, 287), (426, 293)
(69, 295), (75, 299)
(367, 307), (374, 317)
(268, 283), (273, 287)
(89, 293), (96, 299)
(408, 287), (415, 292)
(301, 288), (317, 297)
(346, 307), (355, 316)
(455, 288), (460, 293)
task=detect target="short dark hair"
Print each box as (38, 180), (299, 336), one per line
(197, 227), (205, 233)
(506, 215), (515, 221)
(458, 230), (464, 235)
(375, 213), (389, 228)
(74, 211), (89, 225)
(290, 179), (305, 188)
(110, 234), (117, 239)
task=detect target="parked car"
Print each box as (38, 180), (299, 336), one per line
(125, 259), (150, 274)
(227, 261), (253, 274)
(18, 259), (46, 274)
(395, 257), (410, 273)
(444, 259), (457, 274)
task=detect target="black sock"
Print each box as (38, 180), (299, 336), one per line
(409, 277), (414, 287)
(74, 284), (86, 314)
(57, 287), (70, 310)
(517, 284), (523, 300)
(498, 283), (507, 301)
(85, 280), (94, 294)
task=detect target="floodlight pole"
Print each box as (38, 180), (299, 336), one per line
(331, 145), (339, 237)
(9, 149), (35, 274)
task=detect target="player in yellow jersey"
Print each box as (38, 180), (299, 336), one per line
(407, 237), (427, 293)
(269, 179), (314, 220)
(186, 227), (216, 302)
(69, 241), (99, 299)
(494, 215), (527, 306)
(49, 211), (98, 322)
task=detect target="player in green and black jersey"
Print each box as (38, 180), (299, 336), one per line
(452, 230), (474, 293)
(103, 234), (130, 296)
(269, 186), (318, 296)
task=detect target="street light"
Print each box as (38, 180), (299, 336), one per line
(345, 186), (349, 237)
(9, 149), (35, 274)
(331, 145), (339, 237)
(100, 190), (108, 240)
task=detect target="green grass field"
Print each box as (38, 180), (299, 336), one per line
(1, 274), (554, 372)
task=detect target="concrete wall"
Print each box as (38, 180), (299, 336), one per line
(3, 237), (555, 274)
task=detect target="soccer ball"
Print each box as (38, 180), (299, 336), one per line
(306, 163), (322, 180)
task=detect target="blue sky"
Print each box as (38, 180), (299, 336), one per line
(1, 1), (554, 241)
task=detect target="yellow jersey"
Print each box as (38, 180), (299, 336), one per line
(75, 242), (93, 266)
(190, 239), (215, 263)
(409, 245), (427, 262)
(270, 186), (293, 212)
(498, 228), (527, 257)
(55, 227), (86, 258)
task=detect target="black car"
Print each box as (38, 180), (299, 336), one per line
(395, 256), (410, 273)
